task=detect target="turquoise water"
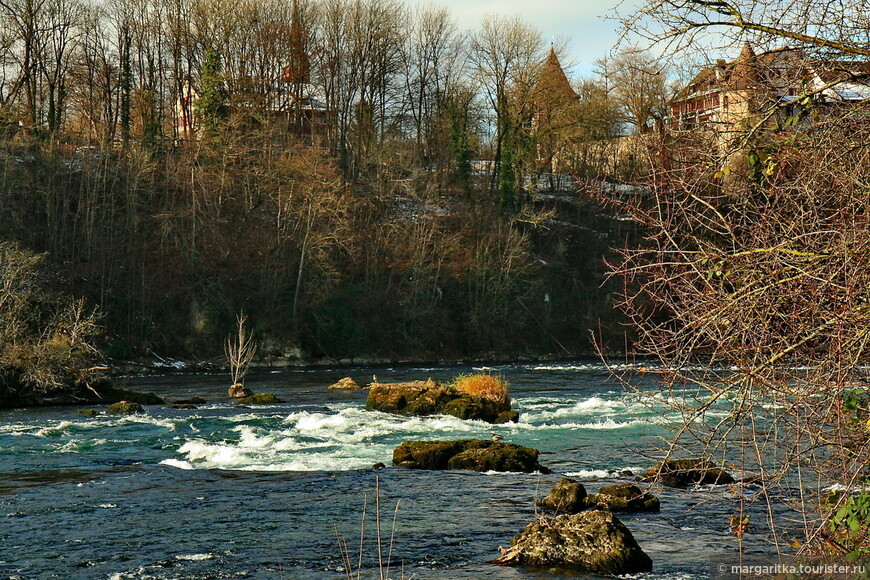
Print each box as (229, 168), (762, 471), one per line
(0, 362), (763, 579)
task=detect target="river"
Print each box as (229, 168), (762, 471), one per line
(0, 361), (767, 579)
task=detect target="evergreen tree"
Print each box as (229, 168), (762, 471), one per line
(194, 48), (228, 135)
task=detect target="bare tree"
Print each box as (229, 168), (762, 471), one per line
(607, 48), (669, 135)
(226, 312), (256, 396)
(469, 14), (544, 206)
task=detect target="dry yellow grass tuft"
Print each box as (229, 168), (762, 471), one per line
(451, 374), (509, 405)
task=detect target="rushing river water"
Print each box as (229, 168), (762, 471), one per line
(0, 362), (769, 579)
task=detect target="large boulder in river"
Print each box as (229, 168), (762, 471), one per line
(494, 510), (652, 574)
(536, 478), (588, 513)
(583, 483), (660, 513)
(237, 392), (283, 404)
(228, 384), (253, 399)
(107, 401), (144, 415)
(642, 458), (734, 488)
(367, 380), (513, 423)
(392, 439), (547, 473)
(328, 377), (363, 390)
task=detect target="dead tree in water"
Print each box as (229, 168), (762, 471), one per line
(226, 313), (257, 398)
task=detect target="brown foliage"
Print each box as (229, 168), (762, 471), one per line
(451, 373), (510, 405)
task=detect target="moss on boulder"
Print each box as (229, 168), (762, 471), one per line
(86, 380), (164, 405)
(392, 439), (546, 473)
(237, 392), (283, 404)
(537, 478), (588, 513)
(174, 397), (207, 404)
(107, 401), (144, 415)
(583, 483), (660, 513)
(367, 380), (512, 423)
(643, 458), (734, 488)
(494, 510), (652, 574)
(77, 408), (99, 417)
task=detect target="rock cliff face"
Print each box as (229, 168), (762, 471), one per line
(494, 510), (653, 574)
(366, 381), (516, 423)
(392, 439), (547, 473)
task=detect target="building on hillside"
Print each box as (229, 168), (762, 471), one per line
(670, 42), (870, 140)
(531, 47), (583, 176)
(174, 81), (197, 138)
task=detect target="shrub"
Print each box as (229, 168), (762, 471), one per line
(450, 373), (509, 405)
(0, 242), (102, 403)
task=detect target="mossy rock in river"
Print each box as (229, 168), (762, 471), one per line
(174, 397), (207, 405)
(228, 384), (253, 399)
(393, 439), (547, 473)
(494, 510), (652, 575)
(447, 444), (543, 473)
(367, 381), (512, 423)
(77, 408), (99, 417)
(328, 377), (363, 390)
(537, 478), (588, 513)
(237, 392), (283, 405)
(583, 483), (660, 513)
(107, 401), (144, 415)
(642, 458), (734, 488)
(494, 411), (520, 424)
(87, 381), (165, 405)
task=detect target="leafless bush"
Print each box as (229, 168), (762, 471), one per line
(0, 242), (102, 398)
(601, 106), (870, 555)
(225, 313), (257, 388)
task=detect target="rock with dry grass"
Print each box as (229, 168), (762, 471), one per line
(366, 376), (515, 423)
(328, 377), (363, 390)
(451, 374), (510, 405)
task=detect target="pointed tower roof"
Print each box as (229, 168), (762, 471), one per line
(535, 48), (579, 103)
(728, 41), (759, 90)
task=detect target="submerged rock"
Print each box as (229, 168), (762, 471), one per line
(536, 478), (588, 513)
(166, 403), (198, 410)
(583, 483), (660, 513)
(494, 510), (652, 575)
(328, 377), (363, 390)
(77, 408), (99, 417)
(228, 384), (253, 399)
(392, 439), (547, 473)
(237, 392), (283, 405)
(494, 411), (520, 424)
(107, 401), (144, 415)
(367, 380), (512, 423)
(174, 397), (207, 405)
(643, 458), (734, 488)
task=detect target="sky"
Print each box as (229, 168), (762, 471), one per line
(407, 0), (628, 77)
